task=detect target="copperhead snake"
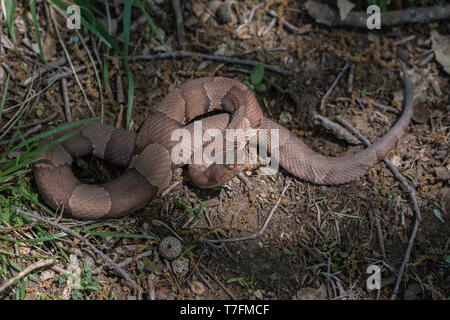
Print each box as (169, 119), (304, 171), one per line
(33, 61), (413, 219)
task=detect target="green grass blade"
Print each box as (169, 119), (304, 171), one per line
(0, 130), (78, 183)
(135, 0), (171, 54)
(29, 0), (45, 63)
(0, 74), (10, 121)
(177, 244), (198, 260)
(103, 55), (109, 92)
(20, 232), (68, 243)
(125, 66), (134, 130)
(74, 0), (106, 19)
(5, 116), (101, 155)
(123, 0), (134, 130)
(5, 0), (17, 43)
(51, 0), (122, 54)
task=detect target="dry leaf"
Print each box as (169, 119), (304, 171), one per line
(431, 30), (450, 74)
(43, 33), (57, 60)
(337, 0), (355, 21)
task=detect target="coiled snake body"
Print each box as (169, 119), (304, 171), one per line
(34, 62), (413, 219)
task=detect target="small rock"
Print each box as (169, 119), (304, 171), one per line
(184, 16), (199, 28)
(270, 273), (279, 282)
(398, 48), (410, 61)
(404, 282), (421, 300)
(39, 270), (55, 282)
(216, 3), (233, 24)
(190, 281), (205, 295)
(412, 106), (430, 124)
(434, 166), (450, 181)
(279, 112), (292, 126)
(390, 155), (403, 167)
(296, 285), (327, 300)
(253, 289), (264, 299)
(61, 286), (71, 300)
(231, 176), (240, 184)
(367, 33), (378, 42)
(214, 43), (235, 57)
(192, 2), (204, 17)
(207, 0), (223, 13)
(172, 257), (189, 275)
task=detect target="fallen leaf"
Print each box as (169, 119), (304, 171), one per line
(337, 0), (355, 21)
(43, 33), (56, 61)
(431, 30), (450, 74)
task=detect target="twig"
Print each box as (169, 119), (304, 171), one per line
(15, 208), (143, 299)
(236, 172), (251, 187)
(61, 79), (72, 123)
(347, 63), (355, 94)
(198, 262), (236, 300)
(147, 276), (156, 300)
(417, 52), (435, 67)
(374, 213), (387, 260)
(236, 1), (265, 32)
(200, 182), (289, 243)
(45, 65), (89, 85)
(262, 18), (277, 37)
(305, 1), (450, 27)
(117, 250), (153, 269)
(128, 51), (291, 76)
(267, 10), (312, 34)
(171, 0), (185, 49)
(0, 124), (42, 146)
(115, 75), (125, 128)
(356, 97), (400, 115)
(23, 57), (67, 86)
(334, 114), (422, 300)
(152, 219), (184, 242)
(393, 35), (416, 46)
(13, 111), (59, 130)
(161, 181), (181, 197)
(0, 259), (55, 293)
(320, 62), (350, 111)
(313, 114), (361, 145)
(1, 63), (17, 82)
(336, 97), (400, 115)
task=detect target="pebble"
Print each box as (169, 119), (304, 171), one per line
(172, 257), (189, 276)
(253, 289), (264, 299)
(412, 106), (430, 124)
(216, 3), (233, 24)
(39, 270), (55, 282)
(190, 281), (206, 295)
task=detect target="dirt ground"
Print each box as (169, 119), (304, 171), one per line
(0, 1), (449, 300)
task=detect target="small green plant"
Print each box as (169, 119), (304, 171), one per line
(35, 102), (45, 117)
(56, 265), (99, 300)
(428, 22), (439, 29)
(244, 64), (267, 94)
(173, 197), (207, 220)
(227, 275), (255, 290)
